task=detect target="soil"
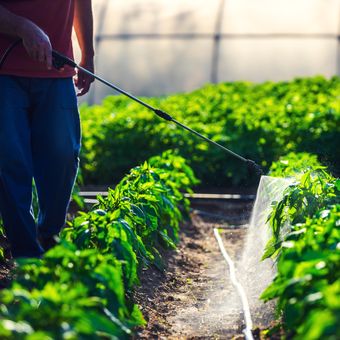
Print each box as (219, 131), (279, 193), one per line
(134, 205), (275, 339)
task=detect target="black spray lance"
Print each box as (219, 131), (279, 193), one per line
(0, 39), (263, 176)
(52, 50), (263, 176)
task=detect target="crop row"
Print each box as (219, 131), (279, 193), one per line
(79, 76), (340, 187)
(0, 151), (198, 339)
(262, 153), (340, 339)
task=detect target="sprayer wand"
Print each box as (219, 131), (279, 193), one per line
(52, 50), (262, 175)
(0, 41), (262, 175)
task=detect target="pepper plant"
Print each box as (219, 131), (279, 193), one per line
(0, 151), (198, 338)
(262, 153), (340, 339)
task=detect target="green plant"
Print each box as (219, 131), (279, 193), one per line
(261, 155), (340, 339)
(269, 152), (324, 178)
(262, 205), (340, 339)
(263, 168), (339, 259)
(62, 151), (198, 285)
(0, 244), (142, 339)
(71, 170), (85, 210)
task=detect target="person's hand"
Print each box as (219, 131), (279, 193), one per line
(19, 21), (52, 69)
(75, 58), (94, 96)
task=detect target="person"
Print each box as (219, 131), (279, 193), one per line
(0, 0), (94, 258)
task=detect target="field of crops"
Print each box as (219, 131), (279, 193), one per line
(80, 76), (340, 187)
(0, 76), (339, 339)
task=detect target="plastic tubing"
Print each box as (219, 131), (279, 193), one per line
(213, 228), (254, 340)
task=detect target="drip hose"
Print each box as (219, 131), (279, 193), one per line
(213, 228), (254, 340)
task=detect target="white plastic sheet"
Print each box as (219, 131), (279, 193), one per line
(74, 0), (340, 103)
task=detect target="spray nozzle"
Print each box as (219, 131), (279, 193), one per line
(246, 159), (263, 176)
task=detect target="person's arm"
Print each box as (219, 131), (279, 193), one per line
(73, 0), (94, 96)
(0, 5), (52, 68)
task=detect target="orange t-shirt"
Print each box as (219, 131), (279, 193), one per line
(0, 0), (75, 78)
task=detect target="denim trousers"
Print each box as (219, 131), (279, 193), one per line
(0, 76), (81, 258)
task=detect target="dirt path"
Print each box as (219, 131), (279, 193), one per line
(134, 206), (270, 339)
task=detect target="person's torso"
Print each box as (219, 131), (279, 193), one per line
(0, 0), (75, 78)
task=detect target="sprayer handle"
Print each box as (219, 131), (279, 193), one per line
(52, 50), (77, 70)
(154, 109), (173, 121)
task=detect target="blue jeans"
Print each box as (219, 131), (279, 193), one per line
(0, 76), (81, 258)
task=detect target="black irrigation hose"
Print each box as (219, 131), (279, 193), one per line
(0, 38), (21, 69)
(0, 41), (263, 176)
(192, 209), (250, 224)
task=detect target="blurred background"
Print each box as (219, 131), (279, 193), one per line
(74, 0), (340, 104)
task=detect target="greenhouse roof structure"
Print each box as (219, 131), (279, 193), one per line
(74, 0), (340, 103)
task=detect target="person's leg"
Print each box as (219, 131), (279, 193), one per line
(31, 78), (81, 246)
(0, 76), (43, 258)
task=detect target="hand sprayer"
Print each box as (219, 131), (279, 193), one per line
(0, 40), (263, 176)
